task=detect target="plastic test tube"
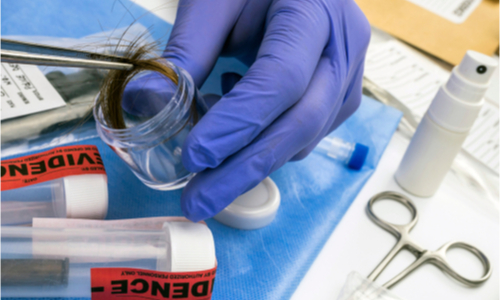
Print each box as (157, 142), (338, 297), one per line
(1, 174), (108, 225)
(315, 137), (369, 170)
(1, 222), (215, 298)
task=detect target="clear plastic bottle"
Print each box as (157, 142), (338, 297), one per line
(316, 137), (369, 170)
(94, 61), (205, 191)
(1, 221), (216, 298)
(1, 174), (108, 225)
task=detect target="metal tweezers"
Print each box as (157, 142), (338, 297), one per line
(0, 38), (133, 70)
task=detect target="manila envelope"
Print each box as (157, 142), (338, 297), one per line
(355, 0), (499, 65)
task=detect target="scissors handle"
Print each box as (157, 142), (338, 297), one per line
(366, 192), (492, 288)
(366, 191), (419, 239)
(433, 241), (492, 287)
(382, 241), (491, 288)
(366, 192), (424, 282)
(367, 239), (406, 282)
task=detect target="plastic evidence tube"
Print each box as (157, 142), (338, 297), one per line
(1, 222), (216, 298)
(1, 174), (108, 225)
(316, 137), (369, 170)
(1, 145), (108, 225)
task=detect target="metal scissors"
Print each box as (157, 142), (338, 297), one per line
(1, 38), (133, 70)
(366, 191), (491, 289)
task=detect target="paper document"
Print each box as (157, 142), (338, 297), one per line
(365, 40), (499, 174)
(406, 0), (482, 23)
(463, 102), (499, 173)
(364, 41), (449, 120)
(1, 63), (66, 120)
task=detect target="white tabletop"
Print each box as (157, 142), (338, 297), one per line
(291, 132), (499, 300)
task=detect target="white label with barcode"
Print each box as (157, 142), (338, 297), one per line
(1, 63), (66, 120)
(406, 0), (482, 24)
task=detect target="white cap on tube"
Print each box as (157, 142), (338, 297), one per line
(63, 174), (108, 219)
(213, 177), (280, 230)
(163, 221), (216, 272)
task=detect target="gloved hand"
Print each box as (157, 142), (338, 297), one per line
(125, 0), (370, 222)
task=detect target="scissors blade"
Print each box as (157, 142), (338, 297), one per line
(1, 49), (134, 70)
(1, 39), (134, 70)
(1, 38), (129, 63)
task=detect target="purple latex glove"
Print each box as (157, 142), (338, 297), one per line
(126, 0), (370, 222)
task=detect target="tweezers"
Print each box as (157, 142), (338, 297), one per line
(0, 38), (133, 70)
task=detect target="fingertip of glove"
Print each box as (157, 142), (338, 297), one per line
(182, 133), (220, 173)
(182, 138), (206, 173)
(181, 201), (205, 222)
(181, 184), (212, 222)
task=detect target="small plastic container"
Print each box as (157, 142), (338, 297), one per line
(1, 174), (108, 225)
(214, 177), (280, 230)
(94, 61), (203, 191)
(1, 221), (216, 298)
(316, 137), (369, 170)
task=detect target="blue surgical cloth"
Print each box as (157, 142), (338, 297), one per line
(3, 96), (401, 300)
(2, 1), (402, 298)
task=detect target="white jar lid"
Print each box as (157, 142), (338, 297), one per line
(163, 221), (216, 272)
(63, 174), (108, 219)
(213, 177), (280, 230)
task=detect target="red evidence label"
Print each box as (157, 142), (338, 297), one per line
(1, 145), (106, 191)
(91, 267), (217, 300)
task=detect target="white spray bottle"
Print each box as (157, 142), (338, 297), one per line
(395, 51), (498, 197)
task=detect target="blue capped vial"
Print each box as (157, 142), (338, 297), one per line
(316, 137), (369, 170)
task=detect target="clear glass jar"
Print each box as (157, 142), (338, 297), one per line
(94, 61), (202, 190)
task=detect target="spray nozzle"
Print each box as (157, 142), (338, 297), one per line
(456, 51), (498, 85)
(445, 51), (498, 103)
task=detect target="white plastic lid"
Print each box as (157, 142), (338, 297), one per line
(430, 51), (498, 132)
(163, 221), (216, 272)
(213, 177), (280, 230)
(446, 51), (498, 103)
(63, 174), (108, 219)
